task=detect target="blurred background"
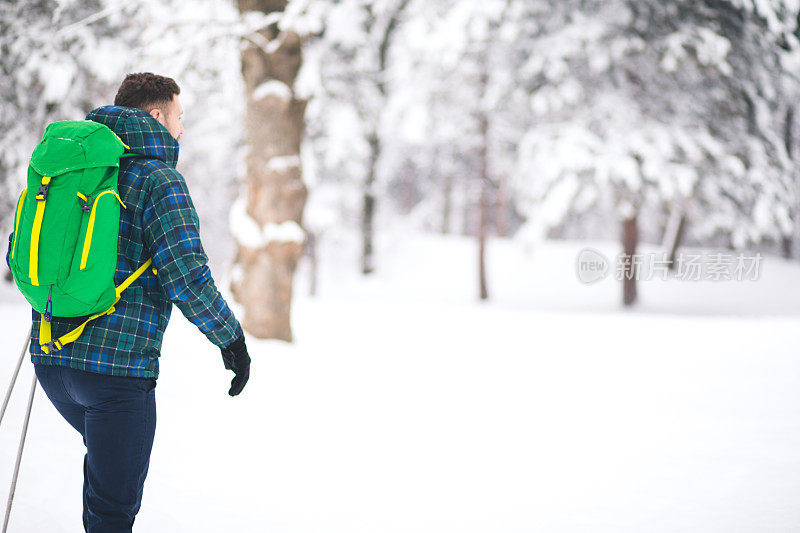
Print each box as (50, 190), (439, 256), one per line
(2, 1), (800, 531)
(5, 0), (800, 313)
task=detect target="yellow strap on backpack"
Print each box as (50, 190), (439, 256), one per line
(29, 176), (51, 286)
(40, 258), (154, 354)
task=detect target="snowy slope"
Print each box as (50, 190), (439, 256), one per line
(1, 235), (799, 532)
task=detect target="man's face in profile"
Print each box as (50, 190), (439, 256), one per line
(149, 95), (185, 142)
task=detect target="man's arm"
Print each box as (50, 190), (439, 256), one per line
(142, 166), (243, 348)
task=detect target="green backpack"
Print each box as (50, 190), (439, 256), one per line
(9, 120), (153, 354)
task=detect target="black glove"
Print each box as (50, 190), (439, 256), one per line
(220, 333), (250, 396)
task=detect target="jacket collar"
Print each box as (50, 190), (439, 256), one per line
(86, 105), (179, 168)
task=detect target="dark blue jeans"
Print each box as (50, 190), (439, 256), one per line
(34, 363), (156, 533)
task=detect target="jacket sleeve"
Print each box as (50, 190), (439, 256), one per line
(142, 167), (243, 348)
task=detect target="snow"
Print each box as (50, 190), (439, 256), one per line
(2, 234), (800, 531)
(253, 80), (293, 101)
(262, 220), (305, 244)
(241, 10), (282, 35)
(281, 0), (326, 37)
(229, 198), (306, 247)
(266, 155), (301, 172)
(228, 197), (263, 248)
(39, 61), (75, 103)
(695, 28), (731, 71)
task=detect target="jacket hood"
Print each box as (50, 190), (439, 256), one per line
(85, 106), (179, 168)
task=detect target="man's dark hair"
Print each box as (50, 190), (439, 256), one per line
(114, 72), (180, 113)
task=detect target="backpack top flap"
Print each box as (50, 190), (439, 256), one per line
(29, 120), (126, 179)
(11, 120), (127, 317)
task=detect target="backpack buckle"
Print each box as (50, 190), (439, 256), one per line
(43, 340), (62, 353)
(36, 181), (50, 201)
(43, 286), (53, 322)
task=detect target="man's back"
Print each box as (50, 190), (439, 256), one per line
(27, 105), (243, 378)
(11, 73), (251, 533)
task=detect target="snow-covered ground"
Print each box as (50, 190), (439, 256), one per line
(1, 233), (800, 532)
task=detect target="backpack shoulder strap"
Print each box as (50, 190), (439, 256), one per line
(40, 258), (154, 354)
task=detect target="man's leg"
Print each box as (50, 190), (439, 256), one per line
(33, 364), (87, 438)
(34, 364), (90, 528)
(59, 368), (157, 533)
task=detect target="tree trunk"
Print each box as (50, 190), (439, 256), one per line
(441, 168), (453, 235)
(362, 134), (378, 275)
(494, 171), (508, 237)
(360, 0), (410, 275)
(461, 197), (472, 237)
(662, 207), (686, 270)
(478, 109), (490, 301)
(305, 231), (318, 297)
(478, 193), (489, 301)
(622, 215), (638, 306)
(784, 105), (800, 260)
(234, 0), (308, 341)
(781, 235), (792, 259)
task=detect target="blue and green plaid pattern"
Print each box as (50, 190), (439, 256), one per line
(6, 106), (242, 378)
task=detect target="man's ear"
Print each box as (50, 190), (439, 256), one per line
(148, 108), (161, 121)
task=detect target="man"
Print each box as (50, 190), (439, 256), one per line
(7, 73), (251, 531)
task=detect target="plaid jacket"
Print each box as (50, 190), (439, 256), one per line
(5, 106), (242, 378)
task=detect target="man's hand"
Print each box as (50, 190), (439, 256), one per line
(220, 334), (250, 396)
